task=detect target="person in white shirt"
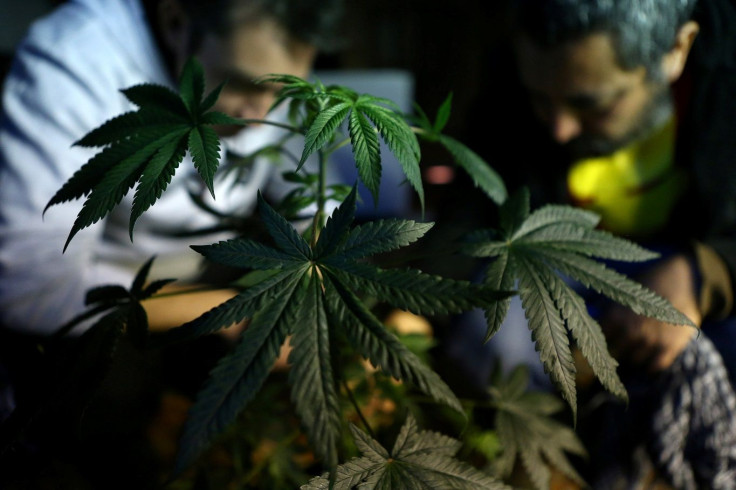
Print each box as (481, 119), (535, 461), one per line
(0, 0), (343, 485)
(0, 0), (341, 335)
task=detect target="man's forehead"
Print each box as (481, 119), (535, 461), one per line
(514, 32), (645, 99)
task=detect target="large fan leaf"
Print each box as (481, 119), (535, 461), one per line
(465, 191), (692, 414)
(327, 261), (506, 316)
(536, 248), (694, 326)
(161, 268), (303, 344)
(49, 58), (234, 248)
(490, 366), (587, 490)
(302, 416), (509, 490)
(174, 275), (303, 474)
(65, 131), (186, 249)
(288, 272), (342, 468)
(192, 239), (306, 270)
(517, 223), (659, 262)
(324, 273), (462, 413)
(330, 219), (434, 260)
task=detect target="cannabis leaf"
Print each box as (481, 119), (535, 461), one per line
(261, 76), (423, 208)
(166, 187), (507, 474)
(46, 58), (242, 250)
(462, 188), (694, 416)
(413, 93), (507, 204)
(54, 256), (173, 344)
(489, 365), (587, 490)
(301, 415), (510, 489)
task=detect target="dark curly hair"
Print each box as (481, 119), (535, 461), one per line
(512, 0), (698, 78)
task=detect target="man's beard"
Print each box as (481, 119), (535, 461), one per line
(563, 85), (674, 159)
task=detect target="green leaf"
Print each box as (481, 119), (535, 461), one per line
(358, 103), (424, 210)
(499, 187), (530, 236)
(257, 193), (312, 260)
(482, 253), (517, 342)
(348, 109), (382, 203)
(47, 125), (184, 214)
(64, 130), (185, 250)
(50, 58), (239, 247)
(324, 273), (462, 413)
(411, 102), (434, 133)
(141, 278), (176, 299)
(327, 262), (505, 316)
(288, 272), (342, 468)
(302, 416), (509, 490)
(73, 111), (142, 148)
(512, 204), (600, 240)
(350, 422), (390, 462)
(130, 131), (189, 236)
(299, 101), (352, 169)
(490, 368), (587, 490)
(161, 268), (302, 344)
(174, 275), (303, 474)
(330, 219), (434, 260)
(550, 276), (626, 400)
(518, 224), (659, 262)
(314, 185), (357, 258)
(439, 135), (507, 205)
(199, 111), (245, 126)
(467, 194), (689, 414)
(85, 285), (129, 306)
(188, 125), (221, 198)
(131, 256), (156, 294)
(122, 84), (187, 117)
(192, 238), (305, 270)
(537, 248), (694, 326)
(515, 254), (578, 417)
(179, 57), (205, 114)
(433, 92), (453, 133)
(200, 82), (225, 113)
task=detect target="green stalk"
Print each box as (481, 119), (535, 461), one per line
(311, 149), (328, 247)
(239, 118), (303, 134)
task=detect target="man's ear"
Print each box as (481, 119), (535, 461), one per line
(662, 21), (700, 83)
(157, 0), (190, 55)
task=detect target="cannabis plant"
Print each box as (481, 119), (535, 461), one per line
(44, 58), (692, 487)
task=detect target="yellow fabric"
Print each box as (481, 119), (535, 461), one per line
(567, 116), (685, 237)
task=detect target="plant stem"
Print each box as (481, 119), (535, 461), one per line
(239, 118), (303, 134)
(311, 150), (328, 247)
(325, 136), (351, 155)
(342, 379), (375, 439)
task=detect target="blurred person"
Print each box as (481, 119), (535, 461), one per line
(0, 0), (342, 486)
(443, 0), (736, 487)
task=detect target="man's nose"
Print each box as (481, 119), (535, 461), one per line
(237, 93), (274, 122)
(549, 108), (582, 144)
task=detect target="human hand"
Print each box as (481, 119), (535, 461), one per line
(601, 254), (700, 373)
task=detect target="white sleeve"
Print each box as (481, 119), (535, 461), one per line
(0, 34), (134, 335)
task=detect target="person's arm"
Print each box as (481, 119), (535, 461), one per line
(601, 254), (700, 373)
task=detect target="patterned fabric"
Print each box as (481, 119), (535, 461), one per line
(652, 336), (736, 489)
(592, 336), (736, 489)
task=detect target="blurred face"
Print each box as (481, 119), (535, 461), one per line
(168, 16), (317, 136)
(515, 33), (672, 158)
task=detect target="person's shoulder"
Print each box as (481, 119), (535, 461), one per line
(13, 0), (158, 87)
